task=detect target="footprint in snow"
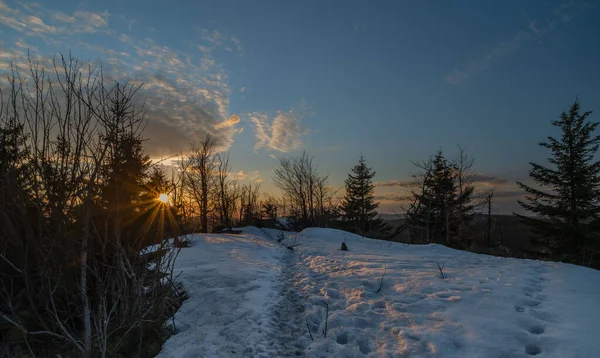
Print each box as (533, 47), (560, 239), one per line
(525, 344), (542, 356)
(336, 332), (348, 345)
(357, 338), (371, 354)
(528, 325), (545, 335)
(521, 298), (542, 308)
(515, 305), (525, 313)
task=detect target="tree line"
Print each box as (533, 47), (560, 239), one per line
(167, 99), (600, 270)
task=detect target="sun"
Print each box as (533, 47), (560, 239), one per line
(158, 193), (169, 204)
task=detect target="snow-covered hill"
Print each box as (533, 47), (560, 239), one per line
(156, 227), (600, 358)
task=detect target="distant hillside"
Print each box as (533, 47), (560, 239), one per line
(383, 213), (538, 256)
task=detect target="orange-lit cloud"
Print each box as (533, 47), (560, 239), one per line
(249, 102), (309, 153)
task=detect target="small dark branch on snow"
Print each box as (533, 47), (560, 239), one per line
(322, 302), (329, 338)
(306, 317), (314, 341)
(437, 262), (446, 279)
(341, 242), (348, 251)
(376, 265), (387, 294)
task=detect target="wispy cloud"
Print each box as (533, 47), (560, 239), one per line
(0, 0), (245, 158)
(373, 193), (412, 202)
(471, 174), (508, 186)
(0, 1), (111, 38)
(249, 102), (309, 153)
(235, 170), (263, 183)
(373, 173), (530, 213)
(374, 180), (412, 188)
(197, 28), (245, 56)
(491, 189), (527, 199)
(446, 0), (585, 85)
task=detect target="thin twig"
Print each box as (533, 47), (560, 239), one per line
(437, 262), (446, 279)
(305, 317), (314, 341)
(322, 302), (329, 338)
(376, 265), (387, 294)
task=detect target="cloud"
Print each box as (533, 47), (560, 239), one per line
(72, 10), (109, 29)
(446, 0), (585, 85)
(373, 193), (412, 202)
(116, 14), (136, 31)
(470, 173), (508, 186)
(446, 36), (524, 85)
(198, 28), (245, 56)
(0, 2), (110, 37)
(249, 104), (309, 153)
(235, 170), (262, 183)
(215, 114), (241, 129)
(374, 180), (412, 187)
(0, 1), (245, 158)
(491, 189), (528, 199)
(14, 38), (37, 51)
(53, 12), (76, 23)
(376, 173), (508, 189)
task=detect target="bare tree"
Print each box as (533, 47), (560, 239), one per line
(452, 145), (477, 247)
(214, 151), (239, 230)
(239, 183), (261, 225)
(486, 191), (494, 246)
(185, 134), (218, 233)
(273, 151), (332, 227)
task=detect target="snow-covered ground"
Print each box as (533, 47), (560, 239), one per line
(156, 227), (600, 358)
(156, 228), (285, 357)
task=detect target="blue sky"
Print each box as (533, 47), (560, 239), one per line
(0, 0), (599, 213)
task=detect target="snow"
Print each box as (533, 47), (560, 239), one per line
(276, 216), (296, 230)
(156, 227), (600, 358)
(155, 229), (284, 357)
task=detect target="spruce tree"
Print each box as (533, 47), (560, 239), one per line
(515, 99), (600, 265)
(405, 149), (476, 247)
(341, 156), (390, 237)
(406, 150), (457, 244)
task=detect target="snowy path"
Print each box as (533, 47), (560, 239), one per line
(263, 249), (306, 357)
(243, 228), (307, 357)
(156, 231), (285, 358)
